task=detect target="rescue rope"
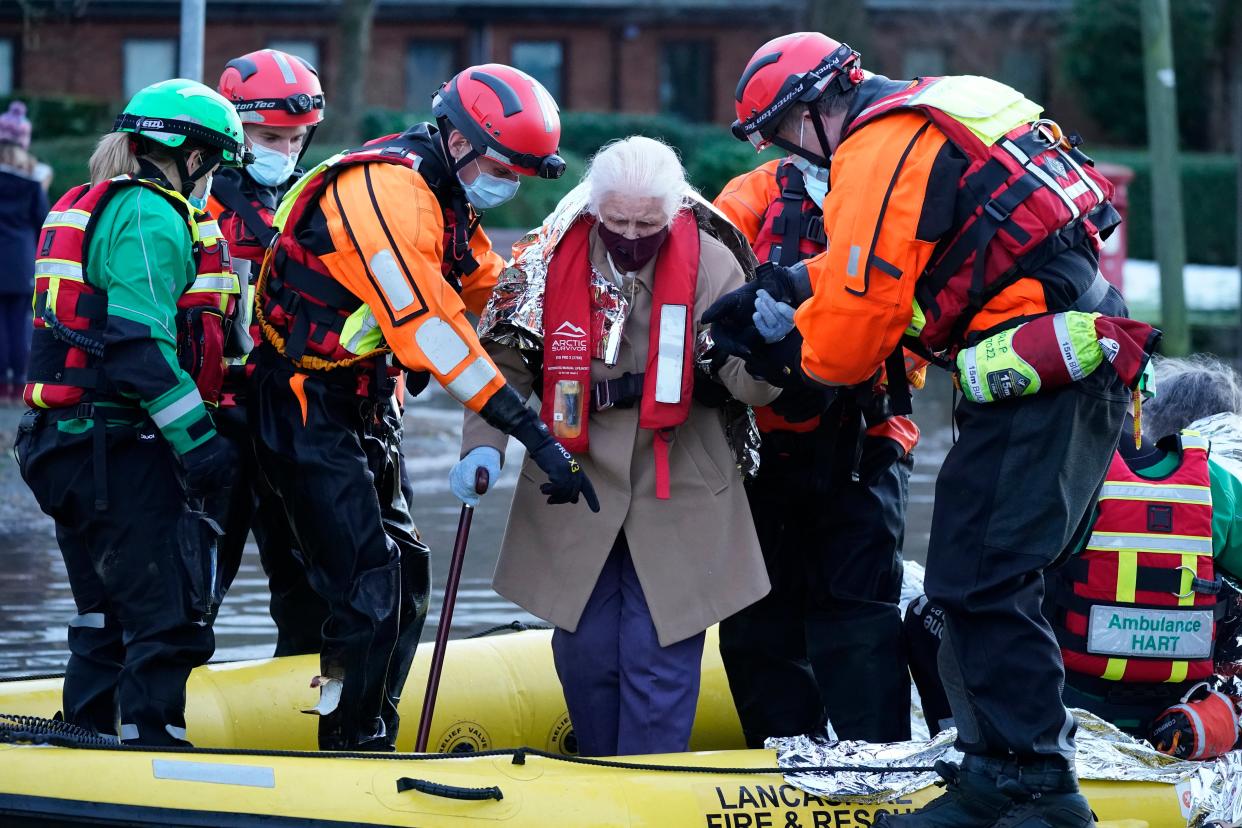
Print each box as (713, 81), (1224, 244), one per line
(465, 621), (552, 639)
(0, 713), (935, 775)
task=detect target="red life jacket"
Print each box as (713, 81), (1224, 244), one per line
(751, 160), (827, 268)
(541, 213), (698, 500)
(1055, 433), (1225, 686)
(256, 127), (478, 375)
(847, 76), (1118, 352)
(25, 176), (238, 409)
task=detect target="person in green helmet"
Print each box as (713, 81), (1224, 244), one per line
(13, 78), (249, 747)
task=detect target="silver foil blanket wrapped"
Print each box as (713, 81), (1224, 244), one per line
(477, 185), (763, 476)
(476, 184), (759, 350)
(774, 712), (1242, 825)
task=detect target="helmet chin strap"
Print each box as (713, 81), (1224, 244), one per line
(173, 149), (223, 197)
(770, 100), (834, 170)
(436, 116), (481, 177)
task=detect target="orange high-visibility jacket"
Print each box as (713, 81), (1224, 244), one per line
(794, 112), (1050, 386)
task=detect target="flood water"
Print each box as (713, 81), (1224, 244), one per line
(0, 374), (954, 678)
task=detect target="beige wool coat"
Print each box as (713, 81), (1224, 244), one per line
(461, 222), (779, 646)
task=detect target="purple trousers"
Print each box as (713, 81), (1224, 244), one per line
(551, 534), (706, 757)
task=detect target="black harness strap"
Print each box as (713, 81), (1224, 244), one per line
(209, 175), (277, 250)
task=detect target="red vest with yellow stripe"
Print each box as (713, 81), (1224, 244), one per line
(24, 176), (238, 408)
(1056, 432), (1222, 685)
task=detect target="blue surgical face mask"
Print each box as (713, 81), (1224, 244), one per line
(791, 155), (829, 208)
(248, 141), (299, 188)
(460, 161), (520, 210)
(188, 172), (212, 211)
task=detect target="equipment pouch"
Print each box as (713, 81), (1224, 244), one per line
(177, 510), (224, 620)
(177, 306), (227, 406)
(956, 312), (1159, 404)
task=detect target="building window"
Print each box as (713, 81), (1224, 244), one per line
(903, 46), (948, 79)
(123, 39), (177, 99)
(267, 39), (320, 72)
(660, 40), (713, 122)
(511, 40), (564, 104)
(1000, 47), (1046, 104)
(0, 39), (13, 95)
(406, 40), (458, 111)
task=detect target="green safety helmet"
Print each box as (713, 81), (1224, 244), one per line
(114, 78), (250, 169)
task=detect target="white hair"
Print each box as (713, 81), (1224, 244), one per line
(1143, 354), (1242, 440)
(584, 136), (693, 224)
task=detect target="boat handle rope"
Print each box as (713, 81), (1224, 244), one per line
(0, 713), (935, 776)
(397, 777), (504, 801)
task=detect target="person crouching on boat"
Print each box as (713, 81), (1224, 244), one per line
(13, 80), (246, 746)
(452, 136), (777, 757)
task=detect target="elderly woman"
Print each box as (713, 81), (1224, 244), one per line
(1143, 355), (1242, 472)
(450, 136), (778, 756)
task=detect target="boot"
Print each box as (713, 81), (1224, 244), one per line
(990, 759), (1095, 828)
(874, 755), (1015, 828)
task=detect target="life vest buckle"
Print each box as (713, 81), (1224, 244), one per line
(984, 199), (1011, 223)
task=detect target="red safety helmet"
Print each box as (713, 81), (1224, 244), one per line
(432, 64), (566, 179)
(218, 48), (326, 128)
(732, 33), (862, 164)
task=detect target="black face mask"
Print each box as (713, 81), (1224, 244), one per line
(597, 222), (669, 273)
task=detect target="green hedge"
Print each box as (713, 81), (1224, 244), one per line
(3, 94), (117, 139)
(28, 106), (1239, 268)
(1093, 150), (1236, 268)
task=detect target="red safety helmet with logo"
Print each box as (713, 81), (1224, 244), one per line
(217, 48), (326, 129)
(432, 63), (566, 180)
(732, 32), (864, 168)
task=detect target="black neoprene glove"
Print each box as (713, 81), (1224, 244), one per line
(480, 386), (600, 512)
(181, 432), (238, 498)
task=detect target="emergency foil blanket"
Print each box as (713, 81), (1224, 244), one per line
(477, 183), (762, 476)
(773, 713), (1242, 826)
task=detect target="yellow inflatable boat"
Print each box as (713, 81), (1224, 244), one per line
(0, 629), (1198, 826)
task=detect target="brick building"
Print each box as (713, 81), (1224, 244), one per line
(0, 0), (1091, 130)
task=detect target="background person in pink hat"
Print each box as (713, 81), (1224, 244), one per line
(0, 101), (49, 403)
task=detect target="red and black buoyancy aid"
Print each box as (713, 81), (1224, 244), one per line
(752, 161), (827, 268)
(25, 176), (238, 409)
(1054, 433), (1229, 686)
(256, 125), (480, 372)
(846, 76), (1120, 353)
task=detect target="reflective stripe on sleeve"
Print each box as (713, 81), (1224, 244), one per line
(150, 388), (204, 428)
(414, 317), (470, 375)
(68, 612), (106, 629)
(445, 357), (497, 403)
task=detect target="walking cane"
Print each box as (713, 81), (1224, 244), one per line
(415, 467), (489, 753)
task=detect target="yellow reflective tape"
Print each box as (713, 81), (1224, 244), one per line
(46, 278), (61, 317)
(187, 273), (240, 294)
(1116, 550), (1137, 604)
(196, 220), (222, 239)
(1179, 554), (1197, 608)
(1102, 658), (1127, 681)
(1087, 532), (1213, 555)
(35, 259), (84, 281)
(1166, 661), (1189, 684)
(31, 383), (45, 408)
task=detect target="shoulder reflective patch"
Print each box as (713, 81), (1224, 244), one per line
(69, 612), (106, 629)
(414, 317), (471, 375)
(152, 759), (276, 788)
(446, 356), (498, 403)
(370, 248), (417, 314)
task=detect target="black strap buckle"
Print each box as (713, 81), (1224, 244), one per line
(984, 199), (1011, 223)
(593, 379), (615, 411)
